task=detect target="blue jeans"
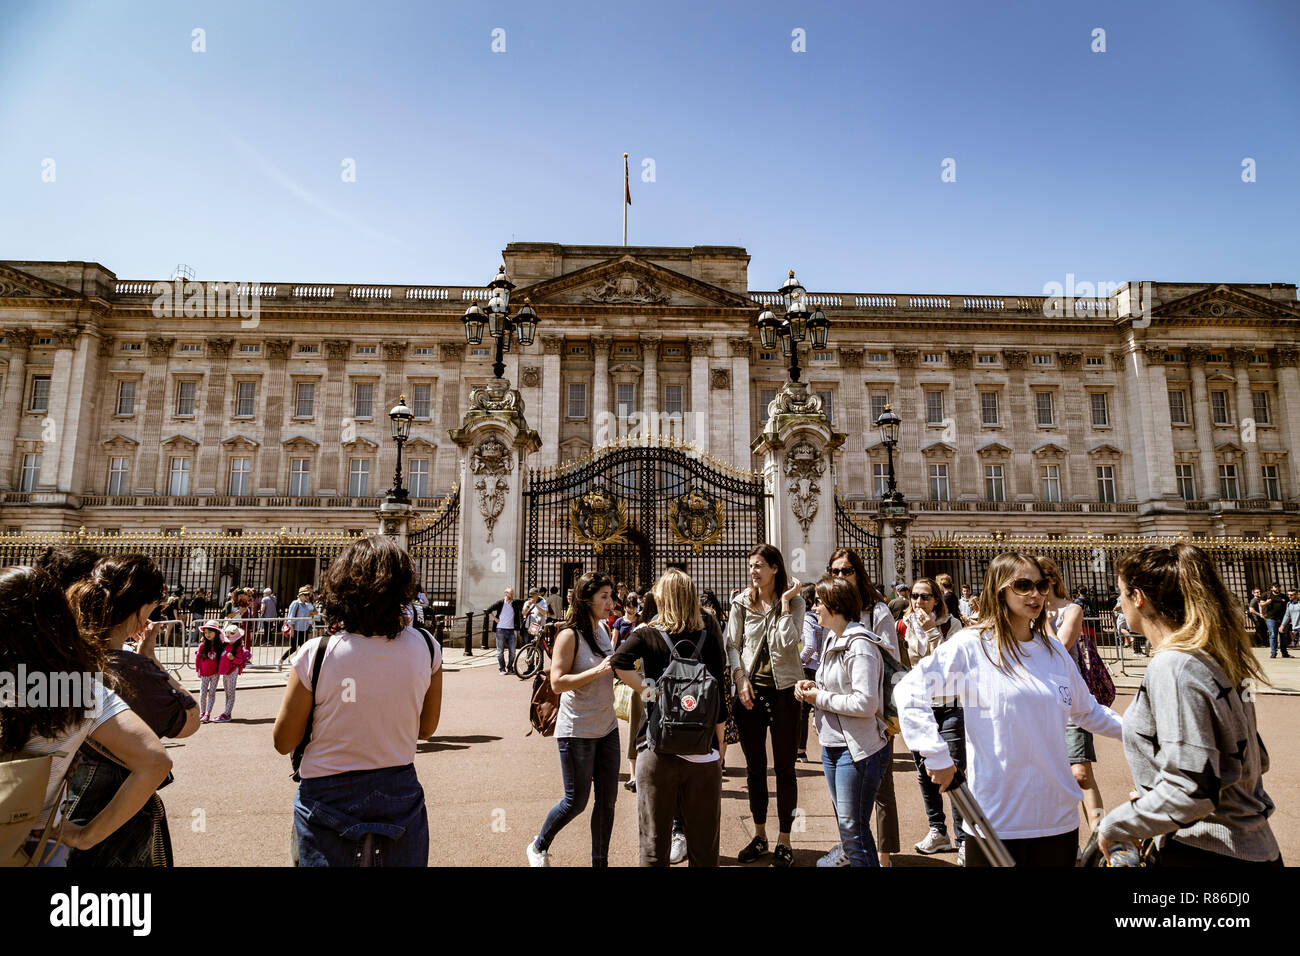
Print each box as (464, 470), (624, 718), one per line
(294, 764), (428, 867)
(1266, 619), (1289, 656)
(535, 728), (620, 866)
(496, 628), (517, 670)
(822, 743), (890, 867)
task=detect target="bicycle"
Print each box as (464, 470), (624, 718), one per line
(512, 624), (553, 680)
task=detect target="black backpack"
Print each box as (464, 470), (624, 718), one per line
(648, 628), (721, 757)
(858, 632), (908, 736)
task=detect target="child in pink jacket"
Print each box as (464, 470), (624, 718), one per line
(195, 621), (224, 723)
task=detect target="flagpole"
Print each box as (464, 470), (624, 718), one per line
(623, 152), (629, 246)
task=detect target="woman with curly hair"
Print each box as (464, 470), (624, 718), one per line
(273, 536), (442, 867)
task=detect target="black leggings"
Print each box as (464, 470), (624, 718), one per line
(734, 684), (799, 833)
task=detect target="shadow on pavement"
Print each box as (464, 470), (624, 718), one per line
(417, 734), (502, 753)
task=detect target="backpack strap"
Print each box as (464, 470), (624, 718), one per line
(291, 635), (331, 780)
(413, 626), (438, 666)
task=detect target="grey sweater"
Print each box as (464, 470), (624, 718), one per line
(1099, 649), (1279, 861)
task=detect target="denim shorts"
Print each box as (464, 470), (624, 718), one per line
(1065, 722), (1096, 764)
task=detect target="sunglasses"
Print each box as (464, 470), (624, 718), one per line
(1005, 578), (1051, 596)
(829, 567), (855, 577)
(913, 593), (935, 600)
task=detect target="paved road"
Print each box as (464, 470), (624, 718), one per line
(161, 656), (1298, 866)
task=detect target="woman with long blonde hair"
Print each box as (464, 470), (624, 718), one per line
(1098, 544), (1281, 867)
(895, 551), (1122, 866)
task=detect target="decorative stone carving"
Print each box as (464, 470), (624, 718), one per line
(840, 347), (865, 368)
(1272, 346), (1299, 366)
(97, 335), (116, 357)
(1228, 347), (1252, 367)
(688, 337), (711, 358)
(1141, 346), (1166, 365)
(383, 342), (408, 361)
(584, 270), (669, 305)
(470, 436), (514, 476)
(3, 328), (35, 349)
(0, 281), (36, 298)
(474, 476), (509, 543)
(1056, 351), (1082, 371)
(590, 335), (612, 358)
(541, 334), (566, 355)
(765, 380), (825, 427)
(1190, 300), (1249, 319)
(728, 338), (753, 359)
(54, 327), (81, 348)
(946, 349), (972, 370)
(894, 348), (919, 368)
(1110, 351), (1129, 371)
(441, 342), (464, 362)
(520, 366), (542, 388)
(468, 379), (526, 416)
(206, 338), (234, 358)
(147, 336), (175, 357)
(784, 438), (827, 541)
(710, 368), (730, 390)
(265, 338), (294, 359)
(890, 520), (910, 584)
(324, 339), (352, 361)
(1001, 349), (1028, 370)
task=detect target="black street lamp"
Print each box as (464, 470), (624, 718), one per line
(463, 265), (540, 381)
(874, 403), (907, 514)
(387, 394), (414, 503)
(757, 270), (829, 383)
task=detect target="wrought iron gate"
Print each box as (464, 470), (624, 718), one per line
(834, 494), (885, 585)
(407, 484), (460, 609)
(522, 438), (767, 604)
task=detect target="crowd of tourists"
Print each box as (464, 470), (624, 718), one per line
(1, 536), (1283, 870)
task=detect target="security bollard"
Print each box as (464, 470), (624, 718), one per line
(463, 612), (474, 656)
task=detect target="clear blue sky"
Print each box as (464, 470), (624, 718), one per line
(2, 0), (1297, 294)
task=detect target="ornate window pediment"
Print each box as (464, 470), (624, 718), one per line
(1031, 442), (1068, 459)
(1087, 442), (1123, 459)
(160, 433), (199, 449)
(976, 440), (1012, 458)
(1214, 440), (1244, 456)
(921, 440), (956, 457)
(559, 438), (591, 461)
(101, 433), (139, 448)
(341, 436), (379, 451)
(405, 437), (437, 452)
(220, 434), (260, 449)
(282, 435), (320, 450)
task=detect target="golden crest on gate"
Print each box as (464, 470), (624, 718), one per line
(569, 485), (630, 554)
(669, 484), (726, 554)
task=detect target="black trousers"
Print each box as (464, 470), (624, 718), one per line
(733, 684), (799, 833)
(964, 828), (1078, 868)
(796, 667), (816, 752)
(1157, 838), (1284, 868)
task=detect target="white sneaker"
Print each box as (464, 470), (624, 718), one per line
(669, 831), (688, 864)
(957, 842), (966, 867)
(526, 837), (551, 868)
(816, 843), (849, 867)
(914, 827), (954, 855)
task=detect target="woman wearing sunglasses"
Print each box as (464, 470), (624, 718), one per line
(895, 552), (1122, 867)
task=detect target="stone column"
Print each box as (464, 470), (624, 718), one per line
(317, 339), (351, 495)
(196, 338), (234, 495)
(0, 328), (33, 491)
(947, 349), (978, 499)
(1001, 349), (1031, 499)
(752, 380), (845, 561)
(44, 327), (85, 492)
(1186, 347), (1219, 501)
(881, 514), (915, 588)
(1273, 347), (1300, 498)
(539, 334), (564, 467)
(376, 341), (408, 496)
(57, 327), (103, 495)
(435, 343), (464, 491)
(688, 336), (711, 455)
(134, 336), (176, 494)
(1231, 347), (1264, 499)
(1136, 347), (1179, 505)
(376, 498), (413, 551)
(254, 338), (294, 494)
(894, 349), (920, 499)
(642, 333), (660, 438)
(591, 334), (611, 445)
(450, 380), (541, 616)
(730, 338), (754, 468)
(1055, 351), (1088, 500)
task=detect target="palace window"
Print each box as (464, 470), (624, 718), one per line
(869, 352), (889, 363)
(984, 465), (1006, 502)
(295, 383), (315, 418)
(1250, 352), (1267, 364)
(413, 346), (434, 356)
(1168, 390), (1187, 425)
(289, 458), (311, 497)
(228, 457), (251, 496)
(1218, 464), (1239, 500)
(1090, 392), (1109, 427)
(977, 354), (997, 365)
(664, 346), (682, 357)
(116, 380), (136, 416)
(818, 390), (834, 425)
(1096, 465), (1116, 503)
(873, 463), (889, 498)
(569, 345), (587, 356)
(870, 392), (889, 423)
(1262, 465), (1281, 500)
(298, 344), (320, 354)
(29, 376), (51, 412)
(180, 343), (202, 354)
(980, 392), (999, 426)
(567, 383), (587, 419)
(1041, 465), (1061, 502)
(1086, 355), (1104, 367)
(759, 351), (777, 361)
(813, 352), (834, 362)
(1206, 352), (1226, 363)
(759, 388), (778, 423)
(928, 463), (949, 502)
(239, 344), (260, 354)
(175, 381), (196, 416)
(412, 384), (432, 418)
(348, 459), (370, 497)
(168, 457), (191, 496)
(616, 383), (636, 420)
(1210, 391), (1230, 425)
(925, 391), (944, 425)
(409, 459), (429, 498)
(353, 383), (374, 419)
(235, 382), (256, 417)
(664, 385), (684, 417)
(1035, 392), (1054, 426)
(1175, 464), (1196, 501)
(617, 345), (636, 356)
(19, 454), (41, 492)
(1252, 391), (1271, 425)
(470, 347), (490, 357)
(120, 342), (143, 353)
(923, 352), (943, 364)
(1032, 354), (1052, 366)
(356, 345), (378, 356)
(107, 457), (129, 496)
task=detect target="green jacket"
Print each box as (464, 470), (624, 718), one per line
(727, 590), (806, 691)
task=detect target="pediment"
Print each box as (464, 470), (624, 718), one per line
(101, 433), (139, 447)
(341, 436), (379, 450)
(921, 440), (956, 456)
(161, 433), (199, 448)
(977, 440), (1012, 457)
(1151, 285), (1300, 324)
(405, 437), (437, 451)
(1215, 440), (1244, 454)
(1032, 442), (1068, 458)
(221, 434), (260, 449)
(517, 255), (754, 310)
(282, 435), (320, 449)
(1088, 442), (1123, 457)
(0, 265), (84, 302)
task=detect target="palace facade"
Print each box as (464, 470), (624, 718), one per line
(2, 243), (1298, 539)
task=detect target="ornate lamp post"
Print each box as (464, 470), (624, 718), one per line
(757, 270), (829, 383)
(463, 265), (540, 382)
(874, 403), (907, 516)
(386, 394), (415, 503)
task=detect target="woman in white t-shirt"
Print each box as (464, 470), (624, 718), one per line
(895, 551), (1122, 867)
(1, 566), (172, 866)
(273, 536), (443, 867)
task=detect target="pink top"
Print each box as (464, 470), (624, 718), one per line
(195, 641), (222, 676)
